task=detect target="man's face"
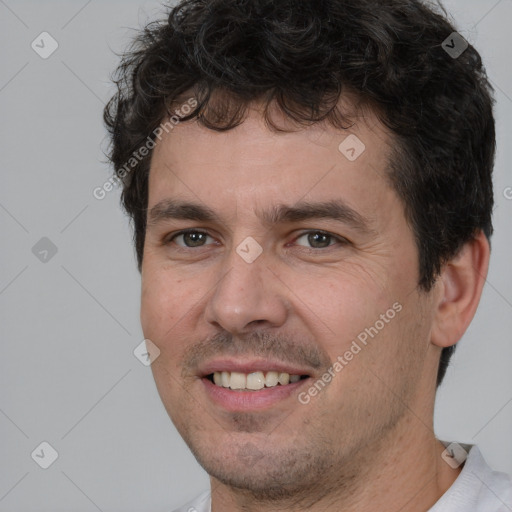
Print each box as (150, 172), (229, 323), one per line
(141, 102), (439, 497)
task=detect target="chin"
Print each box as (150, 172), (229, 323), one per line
(187, 433), (329, 498)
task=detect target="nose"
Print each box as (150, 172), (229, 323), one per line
(204, 245), (289, 335)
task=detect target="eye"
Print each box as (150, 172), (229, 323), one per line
(294, 230), (345, 249)
(168, 229), (215, 248)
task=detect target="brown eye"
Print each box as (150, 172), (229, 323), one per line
(295, 231), (344, 249)
(171, 230), (212, 248)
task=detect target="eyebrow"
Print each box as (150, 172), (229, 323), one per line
(147, 198), (374, 235)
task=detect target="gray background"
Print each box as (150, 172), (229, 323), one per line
(0, 0), (510, 510)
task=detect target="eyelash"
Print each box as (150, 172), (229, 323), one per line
(164, 229), (348, 250)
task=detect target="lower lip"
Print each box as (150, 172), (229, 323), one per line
(201, 377), (310, 411)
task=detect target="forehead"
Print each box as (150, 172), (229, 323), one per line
(147, 102), (396, 226)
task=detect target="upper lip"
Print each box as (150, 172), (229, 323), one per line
(198, 358), (313, 378)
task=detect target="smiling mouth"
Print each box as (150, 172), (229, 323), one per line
(205, 371), (309, 391)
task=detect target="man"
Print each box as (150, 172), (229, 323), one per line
(103, 0), (512, 510)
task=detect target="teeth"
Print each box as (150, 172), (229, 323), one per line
(247, 372), (265, 390)
(265, 371), (279, 387)
(278, 372), (290, 385)
(211, 371), (304, 390)
(230, 372), (246, 390)
(213, 372), (222, 386)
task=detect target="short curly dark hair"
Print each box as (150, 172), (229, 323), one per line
(103, 0), (495, 387)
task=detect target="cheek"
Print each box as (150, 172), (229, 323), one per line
(281, 265), (395, 359)
(141, 269), (194, 400)
(315, 266), (393, 323)
(140, 265), (189, 342)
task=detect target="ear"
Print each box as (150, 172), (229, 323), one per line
(431, 230), (490, 349)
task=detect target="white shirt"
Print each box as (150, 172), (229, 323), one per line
(172, 444), (512, 512)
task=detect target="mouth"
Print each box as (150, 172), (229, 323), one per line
(198, 360), (313, 411)
(205, 370), (309, 391)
